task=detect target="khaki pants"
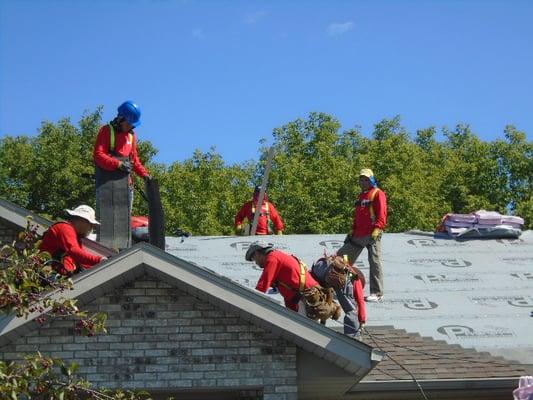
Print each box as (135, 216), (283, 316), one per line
(337, 234), (384, 296)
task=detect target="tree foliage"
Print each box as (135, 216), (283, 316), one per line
(0, 109), (531, 233)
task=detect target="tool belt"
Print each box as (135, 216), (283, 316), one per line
(277, 256), (341, 321)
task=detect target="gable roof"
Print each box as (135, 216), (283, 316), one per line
(0, 242), (381, 384)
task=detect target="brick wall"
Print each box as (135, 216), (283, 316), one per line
(0, 276), (298, 400)
(0, 219), (18, 245)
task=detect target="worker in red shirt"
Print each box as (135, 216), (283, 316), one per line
(39, 205), (105, 276)
(93, 100), (151, 213)
(245, 241), (319, 312)
(235, 186), (284, 235)
(337, 168), (388, 303)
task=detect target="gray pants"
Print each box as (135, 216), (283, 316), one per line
(337, 234), (384, 296)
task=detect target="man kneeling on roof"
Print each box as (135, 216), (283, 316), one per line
(245, 241), (341, 323)
(39, 205), (106, 276)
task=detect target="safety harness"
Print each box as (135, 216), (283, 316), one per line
(108, 123), (133, 156)
(276, 256), (341, 322)
(275, 256), (308, 300)
(357, 187), (380, 223)
(250, 202), (274, 234)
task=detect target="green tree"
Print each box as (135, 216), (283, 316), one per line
(161, 148), (254, 235)
(440, 124), (510, 214)
(1, 108), (531, 234)
(495, 126), (533, 228)
(267, 113), (359, 233)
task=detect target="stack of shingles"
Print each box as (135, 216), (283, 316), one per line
(441, 210), (525, 237)
(475, 210), (524, 229)
(356, 326), (530, 381)
(441, 213), (477, 236)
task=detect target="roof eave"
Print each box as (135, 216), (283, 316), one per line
(348, 377), (521, 397)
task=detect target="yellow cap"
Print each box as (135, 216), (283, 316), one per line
(359, 168), (374, 178)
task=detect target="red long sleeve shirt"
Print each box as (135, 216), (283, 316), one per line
(255, 251), (319, 311)
(39, 222), (103, 273)
(353, 279), (367, 323)
(351, 188), (388, 237)
(234, 201), (284, 234)
(93, 124), (149, 178)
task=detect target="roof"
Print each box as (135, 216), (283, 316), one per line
(347, 325), (532, 399)
(0, 242), (381, 387)
(2, 197), (531, 394)
(165, 231), (533, 365)
(358, 325), (530, 381)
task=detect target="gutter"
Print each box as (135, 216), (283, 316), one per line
(348, 377), (520, 395)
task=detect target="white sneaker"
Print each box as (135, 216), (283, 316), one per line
(365, 294), (383, 302)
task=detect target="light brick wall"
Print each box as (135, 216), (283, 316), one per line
(0, 276), (298, 400)
(0, 220), (18, 245)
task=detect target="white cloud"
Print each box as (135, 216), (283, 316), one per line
(192, 28), (204, 39)
(326, 21), (355, 37)
(244, 10), (268, 25)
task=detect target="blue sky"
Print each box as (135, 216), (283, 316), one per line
(1, 0), (532, 165)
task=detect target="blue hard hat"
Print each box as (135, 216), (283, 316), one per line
(117, 101), (141, 127)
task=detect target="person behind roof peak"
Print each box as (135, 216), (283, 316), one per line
(337, 168), (388, 303)
(39, 205), (106, 276)
(234, 186), (284, 235)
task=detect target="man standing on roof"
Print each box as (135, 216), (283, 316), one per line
(337, 168), (388, 302)
(235, 186), (284, 235)
(39, 205), (105, 276)
(93, 100), (151, 213)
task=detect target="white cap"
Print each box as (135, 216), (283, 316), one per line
(359, 168), (374, 178)
(65, 205), (100, 225)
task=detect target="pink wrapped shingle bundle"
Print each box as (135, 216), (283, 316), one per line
(448, 213), (477, 223)
(501, 215), (525, 229)
(474, 210), (502, 225)
(444, 213), (476, 228)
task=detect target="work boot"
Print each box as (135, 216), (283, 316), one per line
(364, 293), (383, 303)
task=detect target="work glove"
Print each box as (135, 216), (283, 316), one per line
(276, 230), (283, 236)
(118, 160), (133, 173)
(235, 224), (243, 236)
(371, 228), (382, 242)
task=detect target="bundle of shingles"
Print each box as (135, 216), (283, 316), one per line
(437, 210), (525, 239)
